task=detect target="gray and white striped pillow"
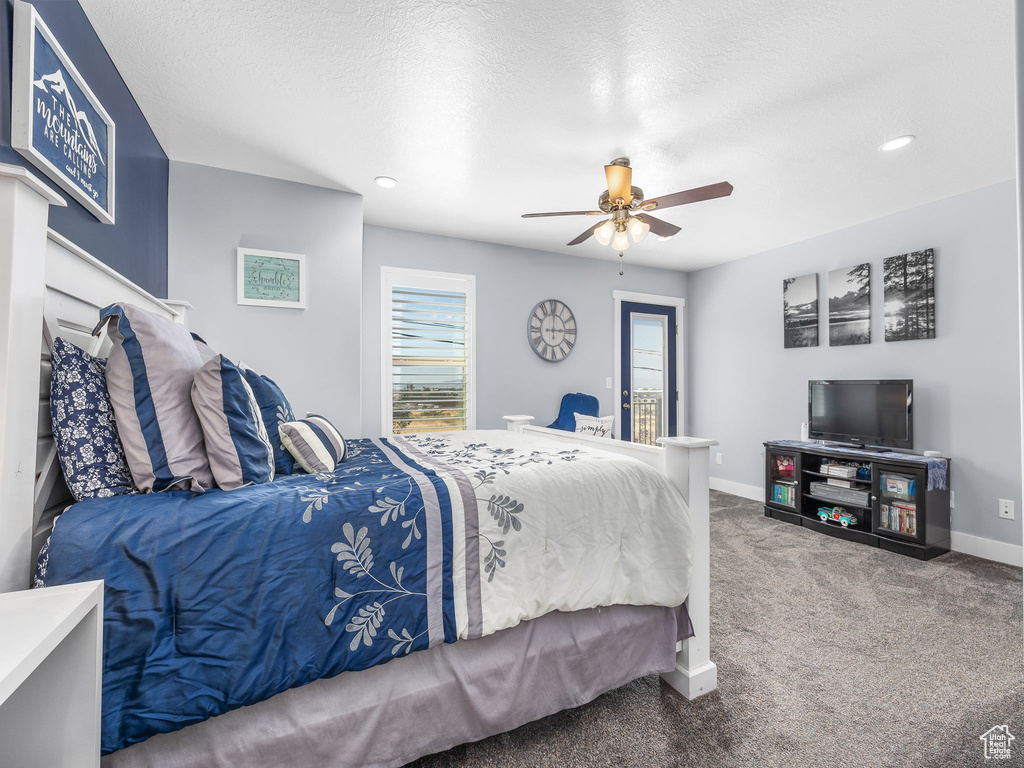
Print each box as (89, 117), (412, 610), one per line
(278, 415), (347, 473)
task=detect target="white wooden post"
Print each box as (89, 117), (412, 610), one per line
(0, 165), (64, 593)
(658, 436), (718, 699)
(0, 580), (103, 765)
(503, 415), (534, 433)
(162, 299), (194, 327)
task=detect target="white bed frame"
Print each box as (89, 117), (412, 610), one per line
(502, 416), (718, 699)
(0, 163), (717, 727)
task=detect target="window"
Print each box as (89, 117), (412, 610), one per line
(381, 267), (476, 435)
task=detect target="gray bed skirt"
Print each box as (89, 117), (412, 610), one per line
(103, 603), (691, 768)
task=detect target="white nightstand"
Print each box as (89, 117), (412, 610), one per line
(0, 581), (103, 767)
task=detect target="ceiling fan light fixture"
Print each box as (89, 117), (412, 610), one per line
(611, 229), (631, 251)
(594, 220), (615, 246)
(629, 217), (650, 243)
(374, 175), (398, 188)
(879, 135), (915, 152)
(520, 159), (733, 266)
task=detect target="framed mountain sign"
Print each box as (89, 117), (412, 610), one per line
(11, 1), (116, 224)
(237, 248), (307, 309)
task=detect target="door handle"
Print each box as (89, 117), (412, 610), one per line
(622, 390), (629, 397)
(623, 403), (630, 410)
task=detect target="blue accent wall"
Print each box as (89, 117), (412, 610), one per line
(0, 0), (167, 296)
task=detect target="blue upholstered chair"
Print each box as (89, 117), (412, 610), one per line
(547, 392), (600, 431)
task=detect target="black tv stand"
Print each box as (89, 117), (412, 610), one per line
(764, 441), (951, 560)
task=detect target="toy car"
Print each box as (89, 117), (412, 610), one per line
(818, 506), (858, 527)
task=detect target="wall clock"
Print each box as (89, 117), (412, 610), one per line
(528, 299), (576, 362)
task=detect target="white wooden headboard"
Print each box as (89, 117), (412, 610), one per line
(34, 231), (183, 579)
(0, 164), (184, 591)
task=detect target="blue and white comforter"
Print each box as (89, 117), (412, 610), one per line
(41, 430), (693, 754)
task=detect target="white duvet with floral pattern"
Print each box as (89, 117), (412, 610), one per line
(395, 429), (694, 638)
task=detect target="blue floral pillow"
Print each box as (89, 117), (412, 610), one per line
(50, 337), (137, 500)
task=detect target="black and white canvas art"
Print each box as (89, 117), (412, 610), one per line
(783, 273), (818, 348)
(884, 248), (935, 341)
(828, 263), (870, 346)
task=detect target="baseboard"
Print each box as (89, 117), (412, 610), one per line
(950, 531), (1023, 567)
(709, 477), (763, 502)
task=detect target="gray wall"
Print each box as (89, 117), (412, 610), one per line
(361, 225), (688, 437)
(688, 180), (1021, 547)
(168, 161), (364, 435)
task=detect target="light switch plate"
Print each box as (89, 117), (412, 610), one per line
(606, 377), (612, 389)
(715, 452), (723, 465)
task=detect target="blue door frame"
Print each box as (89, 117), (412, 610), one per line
(620, 301), (677, 443)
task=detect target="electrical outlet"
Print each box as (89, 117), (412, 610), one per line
(999, 499), (1015, 520)
(715, 452), (723, 465)
(606, 377), (612, 389)
(949, 490), (954, 508)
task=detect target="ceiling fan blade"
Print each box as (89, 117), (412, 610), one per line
(643, 181), (733, 211)
(605, 163), (633, 205)
(635, 213), (682, 239)
(522, 210), (602, 218)
(567, 221), (603, 246)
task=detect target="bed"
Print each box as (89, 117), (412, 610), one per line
(0, 163), (718, 767)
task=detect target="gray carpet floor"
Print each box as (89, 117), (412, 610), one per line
(407, 491), (1024, 768)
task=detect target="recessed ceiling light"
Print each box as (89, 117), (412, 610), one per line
(879, 135), (915, 152)
(374, 175), (398, 188)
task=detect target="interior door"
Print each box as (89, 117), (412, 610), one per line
(620, 301), (677, 445)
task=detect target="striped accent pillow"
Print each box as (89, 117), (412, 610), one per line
(279, 415), (347, 474)
(96, 303), (214, 493)
(191, 355), (275, 490)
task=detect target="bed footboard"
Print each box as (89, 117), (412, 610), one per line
(502, 416), (717, 700)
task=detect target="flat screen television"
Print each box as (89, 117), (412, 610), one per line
(807, 379), (913, 450)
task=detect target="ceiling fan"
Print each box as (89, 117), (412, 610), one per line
(522, 157), (733, 271)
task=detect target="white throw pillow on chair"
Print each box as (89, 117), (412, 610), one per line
(574, 413), (615, 439)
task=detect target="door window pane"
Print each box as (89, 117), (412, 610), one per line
(631, 315), (667, 445)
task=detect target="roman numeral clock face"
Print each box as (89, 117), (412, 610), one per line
(528, 299), (576, 362)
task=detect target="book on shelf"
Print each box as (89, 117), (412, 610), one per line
(771, 483), (796, 507)
(824, 465), (858, 478)
(880, 502), (917, 536)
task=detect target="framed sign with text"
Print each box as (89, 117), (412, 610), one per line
(11, 1), (116, 224)
(237, 248), (307, 309)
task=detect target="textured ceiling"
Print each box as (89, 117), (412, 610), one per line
(80, 0), (1015, 271)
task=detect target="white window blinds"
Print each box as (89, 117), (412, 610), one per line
(382, 268), (475, 435)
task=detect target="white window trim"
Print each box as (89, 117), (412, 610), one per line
(381, 266), (477, 436)
(612, 290), (685, 443)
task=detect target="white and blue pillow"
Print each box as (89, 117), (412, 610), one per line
(49, 337), (137, 500)
(243, 369), (297, 476)
(573, 412), (615, 439)
(97, 303), (214, 493)
(192, 355), (275, 490)
(279, 415), (347, 474)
